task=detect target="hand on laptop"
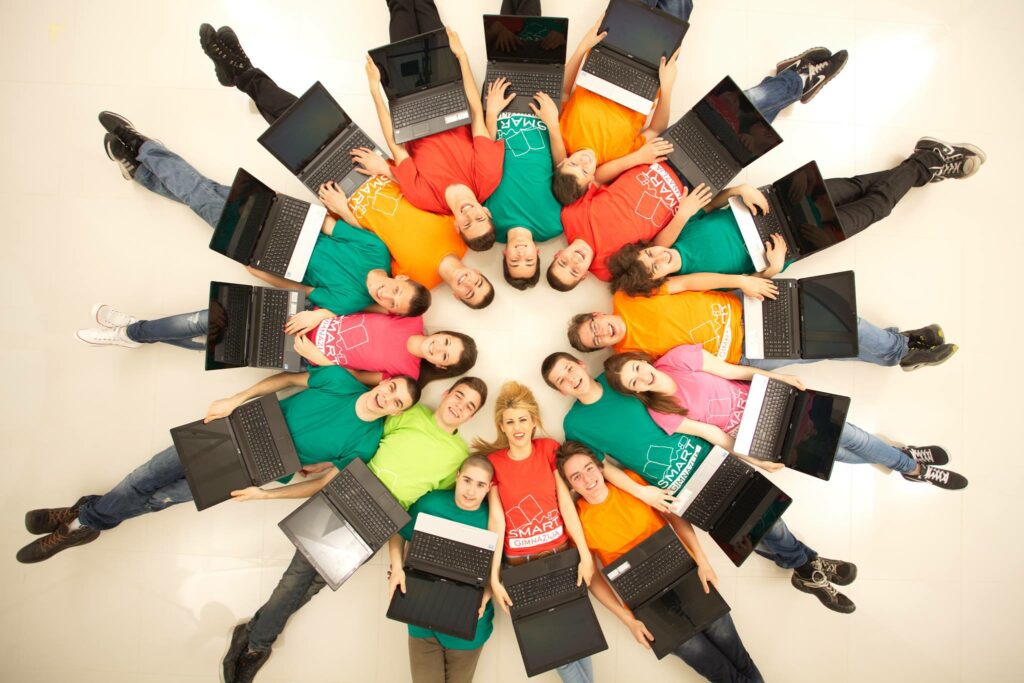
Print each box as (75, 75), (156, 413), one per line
(739, 275), (779, 301)
(491, 578), (514, 615)
(298, 462), (335, 477)
(738, 184), (770, 215)
(486, 77), (516, 114)
(284, 309), (331, 337)
(658, 46), (682, 89)
(637, 485), (675, 513)
(679, 182), (714, 217)
(580, 14), (607, 52)
(626, 616), (655, 649)
(204, 396), (243, 423)
(635, 137), (674, 165)
(349, 148), (390, 178)
(364, 55), (381, 88)
(764, 233), (787, 274)
(229, 486), (268, 502)
(478, 586), (492, 618)
(772, 373), (807, 391)
(697, 560), (719, 594)
(387, 563), (407, 601)
(577, 552), (595, 587)
(528, 92), (559, 126)
(445, 26), (466, 60)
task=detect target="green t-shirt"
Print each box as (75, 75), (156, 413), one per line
(484, 113), (563, 243)
(674, 208), (793, 276)
(304, 222), (392, 313)
(369, 404), (468, 510)
(562, 375), (710, 493)
(399, 490), (494, 650)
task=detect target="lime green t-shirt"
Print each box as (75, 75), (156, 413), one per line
(304, 222), (392, 313)
(398, 490), (494, 650)
(484, 113), (563, 243)
(369, 404), (468, 510)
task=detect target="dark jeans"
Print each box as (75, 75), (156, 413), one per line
(645, 0), (694, 21)
(248, 550), (328, 651)
(755, 518), (815, 569)
(385, 0), (443, 43)
(827, 150), (937, 237)
(672, 613), (763, 683)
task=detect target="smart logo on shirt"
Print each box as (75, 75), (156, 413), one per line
(633, 163), (682, 226)
(314, 314), (370, 365)
(506, 494), (564, 550)
(642, 437), (706, 494)
(498, 114), (549, 158)
(349, 175), (399, 219)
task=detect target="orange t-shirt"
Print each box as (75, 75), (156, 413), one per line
(559, 87), (646, 165)
(347, 175), (466, 289)
(576, 470), (667, 567)
(613, 287), (745, 363)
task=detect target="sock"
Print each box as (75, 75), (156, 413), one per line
(67, 518), (83, 531)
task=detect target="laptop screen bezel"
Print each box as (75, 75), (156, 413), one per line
(692, 75), (783, 167)
(205, 281), (252, 371)
(772, 160), (845, 257)
(780, 389), (850, 480)
(209, 168), (274, 263)
(512, 595), (608, 676)
(386, 569), (483, 640)
(369, 28), (462, 100)
(170, 417), (251, 511)
(598, 0), (689, 70)
(798, 270), (859, 359)
(256, 82), (353, 174)
(482, 14), (570, 65)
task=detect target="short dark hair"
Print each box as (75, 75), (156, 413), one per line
(462, 277), (495, 310)
(449, 376), (488, 410)
(464, 221), (497, 252)
(392, 375), (423, 408)
(503, 255), (541, 290)
(459, 454), (495, 480)
(551, 166), (589, 206)
(416, 331), (478, 387)
(609, 241), (662, 296)
(405, 281), (432, 317)
(567, 312), (599, 353)
(555, 440), (602, 482)
(541, 351), (580, 390)
(546, 262), (579, 292)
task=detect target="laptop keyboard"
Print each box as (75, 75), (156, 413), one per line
(612, 541), (694, 605)
(234, 401), (286, 482)
(486, 68), (562, 98)
(583, 51), (658, 100)
(255, 198), (307, 275)
(220, 287), (251, 364)
(409, 534), (491, 580)
(753, 186), (785, 242)
(306, 129), (377, 190)
(255, 289), (289, 367)
(665, 117), (734, 190)
(748, 381), (795, 460)
(327, 469), (397, 549)
(506, 565), (580, 610)
(762, 280), (797, 358)
(392, 88), (468, 129)
(686, 456), (750, 529)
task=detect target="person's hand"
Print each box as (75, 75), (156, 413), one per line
(230, 486), (267, 502)
(350, 147), (390, 178)
(740, 275), (778, 301)
(493, 23), (522, 52)
(774, 373), (806, 391)
(577, 553), (594, 587)
(637, 485), (675, 513)
(738, 184), (769, 216)
(658, 46), (682, 89)
(679, 182), (714, 216)
(317, 180), (351, 216)
(697, 561), (719, 594)
(764, 233), (787, 272)
(387, 564), (407, 601)
(204, 395), (242, 423)
(284, 310), (325, 337)
(486, 77), (516, 114)
(446, 26), (466, 60)
(762, 461), (786, 473)
(635, 137), (674, 165)
(364, 55), (381, 87)
(491, 578), (514, 615)
(478, 586), (492, 617)
(528, 91), (559, 126)
(581, 13), (607, 51)
(292, 334), (321, 364)
(627, 617), (655, 649)
(298, 461), (335, 478)
(541, 30), (566, 50)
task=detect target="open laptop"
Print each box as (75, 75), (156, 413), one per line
(387, 513), (498, 640)
(204, 281), (304, 373)
(502, 549), (608, 676)
(171, 395), (300, 511)
(369, 28), (470, 144)
(663, 76), (784, 195)
(669, 447), (792, 567)
(279, 458), (410, 591)
(603, 526), (730, 659)
(733, 375), (851, 480)
(730, 160), (845, 271)
(743, 270), (858, 360)
(482, 15), (569, 114)
(575, 0), (688, 114)
(257, 82), (388, 198)
(209, 168), (327, 282)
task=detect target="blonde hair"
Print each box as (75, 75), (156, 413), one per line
(471, 381), (545, 456)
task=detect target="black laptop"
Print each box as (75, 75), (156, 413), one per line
(733, 375), (851, 480)
(257, 82), (387, 198)
(663, 76), (784, 195)
(482, 15), (569, 114)
(501, 549), (608, 676)
(743, 270), (858, 360)
(603, 526), (730, 659)
(204, 281), (304, 373)
(171, 395), (300, 511)
(279, 458), (410, 590)
(369, 28), (471, 144)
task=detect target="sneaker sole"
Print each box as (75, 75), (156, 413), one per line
(790, 575), (856, 613)
(800, 55), (848, 104)
(901, 344), (958, 372)
(74, 330), (140, 348)
(775, 46), (829, 75)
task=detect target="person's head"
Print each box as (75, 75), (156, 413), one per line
(453, 198), (497, 252)
(365, 375), (421, 417)
(556, 440), (607, 503)
(603, 352), (688, 417)
(541, 351), (594, 399)
(449, 264), (495, 309)
(453, 455), (494, 511)
(367, 270), (432, 316)
(552, 148), (597, 206)
(608, 241), (680, 296)
(436, 376), (488, 429)
(415, 331), (478, 386)
(503, 227), (540, 290)
(546, 239), (594, 292)
(567, 312), (626, 352)
(473, 381), (545, 455)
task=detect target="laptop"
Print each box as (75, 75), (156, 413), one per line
(204, 281), (305, 373)
(730, 161), (845, 271)
(501, 549), (608, 676)
(257, 82), (388, 199)
(482, 15), (569, 114)
(603, 526), (730, 659)
(669, 447), (792, 566)
(574, 0), (688, 114)
(209, 168), (327, 282)
(369, 28), (471, 144)
(733, 375), (851, 480)
(662, 76), (784, 195)
(386, 513), (498, 640)
(742, 270), (858, 360)
(170, 394), (300, 511)
(279, 458), (411, 591)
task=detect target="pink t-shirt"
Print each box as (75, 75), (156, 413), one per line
(306, 313), (423, 380)
(649, 344), (750, 436)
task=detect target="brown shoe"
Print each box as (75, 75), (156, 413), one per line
(16, 524), (100, 564)
(25, 496), (92, 535)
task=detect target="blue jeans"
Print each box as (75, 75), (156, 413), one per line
(133, 141), (229, 228)
(125, 309), (209, 350)
(836, 422), (916, 473)
(741, 316), (909, 371)
(672, 613), (763, 683)
(742, 69), (803, 124)
(754, 518), (815, 569)
(248, 550), (327, 652)
(555, 657), (594, 683)
(76, 446), (193, 531)
(644, 0), (694, 22)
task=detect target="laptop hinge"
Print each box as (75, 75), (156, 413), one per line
(226, 411), (259, 482)
(245, 288), (260, 365)
(794, 282), (805, 358)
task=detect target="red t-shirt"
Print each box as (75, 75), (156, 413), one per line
(393, 127), (505, 215)
(487, 438), (567, 556)
(306, 313), (423, 379)
(561, 162), (686, 281)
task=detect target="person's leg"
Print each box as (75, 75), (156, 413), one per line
(232, 68), (300, 125)
(742, 70), (803, 124)
(413, 0), (443, 34)
(828, 151), (936, 237)
(834, 422), (917, 473)
(124, 309), (209, 350)
(442, 645), (484, 683)
(554, 656), (594, 683)
(699, 613), (764, 683)
(133, 141), (230, 228)
(246, 550), (329, 652)
(743, 316), (908, 371)
(753, 519), (814, 569)
(408, 635), (447, 683)
(501, 0), (542, 16)
(672, 631), (743, 683)
(647, 0), (695, 22)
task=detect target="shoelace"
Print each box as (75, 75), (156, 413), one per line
(805, 59), (830, 79)
(906, 446), (935, 463)
(923, 466), (950, 485)
(933, 158), (966, 179)
(806, 570), (840, 599)
(814, 557), (841, 577)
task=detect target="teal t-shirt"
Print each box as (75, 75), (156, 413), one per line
(399, 490), (494, 650)
(303, 222), (392, 313)
(674, 208), (794, 276)
(562, 375), (710, 493)
(484, 113), (563, 243)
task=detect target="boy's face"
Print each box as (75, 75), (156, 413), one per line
(562, 453), (607, 503)
(546, 358), (593, 399)
(367, 271), (415, 314)
(366, 378), (415, 416)
(575, 313), (626, 350)
(437, 385), (483, 428)
(504, 227), (539, 281)
(637, 246), (682, 280)
(450, 266), (492, 307)
(454, 200), (492, 242)
(453, 464), (492, 511)
(558, 148), (597, 186)
(549, 239), (594, 288)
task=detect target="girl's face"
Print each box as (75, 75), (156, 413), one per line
(421, 333), (464, 368)
(499, 407), (536, 449)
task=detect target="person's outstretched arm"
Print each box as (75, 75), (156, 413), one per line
(486, 486), (514, 614)
(204, 371), (309, 423)
(447, 27), (487, 138)
(245, 265), (312, 294)
(231, 466), (339, 502)
(555, 472), (594, 586)
(365, 56), (409, 166)
(529, 92), (566, 163)
(588, 561), (655, 650)
(562, 14), (607, 101)
(663, 272), (778, 297)
(643, 47), (681, 137)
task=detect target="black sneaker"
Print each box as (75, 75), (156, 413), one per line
(797, 49), (848, 103)
(24, 496), (91, 535)
(915, 136), (986, 182)
(233, 648), (271, 683)
(223, 622), (251, 683)
(199, 23), (233, 86)
(791, 569), (856, 614)
(902, 464), (968, 490)
(900, 343), (958, 371)
(104, 134), (139, 180)
(901, 323), (944, 350)
(776, 47), (831, 75)
(16, 523), (100, 564)
(216, 26), (254, 76)
(97, 111), (151, 157)
(900, 444), (950, 466)
(810, 556), (857, 586)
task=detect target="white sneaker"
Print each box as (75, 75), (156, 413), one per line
(74, 327), (141, 348)
(91, 304), (137, 328)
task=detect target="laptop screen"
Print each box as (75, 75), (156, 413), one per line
(694, 76), (783, 166)
(798, 271), (858, 358)
(210, 168), (274, 262)
(483, 15), (569, 65)
(718, 490), (791, 565)
(370, 29), (462, 100)
(784, 390), (851, 480)
(171, 419), (252, 509)
(205, 282), (250, 370)
(600, 0), (688, 69)
(773, 161), (844, 254)
(282, 494), (372, 589)
(515, 598), (607, 675)
(258, 83), (352, 173)
(386, 571), (481, 639)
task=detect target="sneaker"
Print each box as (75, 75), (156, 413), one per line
(776, 46), (831, 75)
(810, 556), (857, 586)
(24, 496), (91, 535)
(74, 326), (141, 349)
(223, 622), (252, 683)
(216, 27), (254, 75)
(790, 569), (856, 614)
(900, 444), (950, 466)
(901, 323), (944, 350)
(16, 523), (100, 563)
(797, 49), (848, 103)
(92, 304), (138, 328)
(98, 110), (151, 157)
(199, 23), (234, 86)
(902, 464), (968, 490)
(915, 136), (987, 165)
(103, 134), (139, 181)
(900, 343), (958, 371)
(233, 648), (271, 683)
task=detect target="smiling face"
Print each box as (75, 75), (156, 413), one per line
(549, 239), (594, 288)
(367, 271), (415, 314)
(562, 453), (607, 504)
(504, 228), (539, 281)
(558, 148), (597, 187)
(454, 200), (492, 242)
(498, 407), (536, 450)
(613, 357), (660, 394)
(637, 246), (682, 280)
(576, 313), (626, 350)
(545, 357), (593, 399)
(451, 266), (492, 307)
(437, 385), (483, 429)
(454, 462), (492, 511)
(420, 333), (465, 369)
(366, 378), (415, 416)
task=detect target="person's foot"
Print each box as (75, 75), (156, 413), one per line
(791, 567), (856, 613)
(199, 23), (234, 86)
(16, 523), (100, 563)
(809, 556), (857, 586)
(900, 444), (950, 467)
(98, 111), (151, 157)
(24, 496), (91, 535)
(900, 343), (958, 371)
(916, 136), (987, 165)
(915, 137), (986, 182)
(901, 323), (944, 350)
(75, 326), (141, 349)
(901, 464), (968, 490)
(216, 27), (253, 75)
(796, 49), (848, 104)
(776, 47), (831, 75)
(223, 622), (251, 683)
(103, 134), (139, 181)
(92, 304), (138, 328)
(233, 648), (271, 683)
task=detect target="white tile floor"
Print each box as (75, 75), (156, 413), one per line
(0, 0), (1019, 681)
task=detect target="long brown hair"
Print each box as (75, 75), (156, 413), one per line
(603, 352), (689, 417)
(471, 381), (546, 456)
